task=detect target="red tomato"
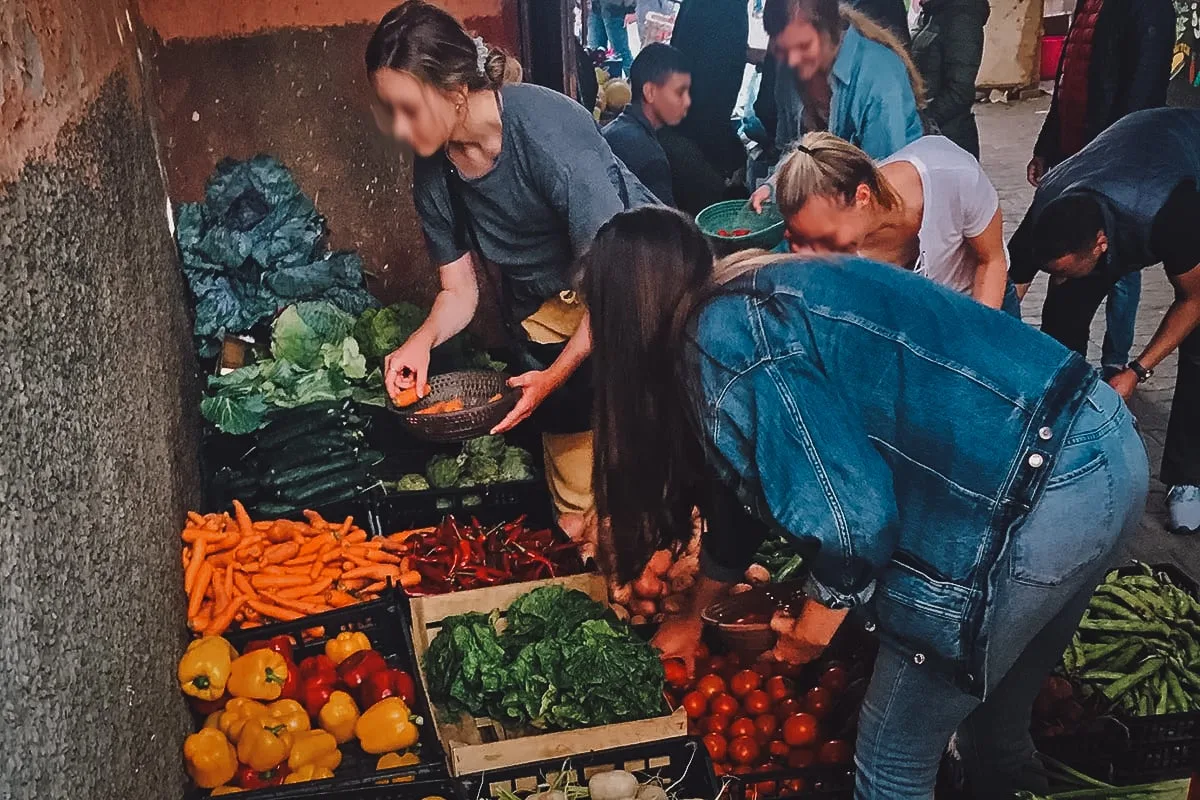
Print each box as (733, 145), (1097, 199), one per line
(787, 748), (816, 769)
(663, 658), (690, 690)
(768, 739), (790, 759)
(729, 717), (757, 740)
(682, 691), (709, 719)
(696, 674), (727, 700)
(751, 660), (775, 678)
(819, 665), (849, 694)
(754, 714), (779, 740)
(711, 692), (740, 718)
(766, 675), (795, 702)
(774, 697), (802, 719)
(804, 687), (833, 719)
(782, 778), (807, 796)
(782, 713), (820, 748)
(729, 736), (761, 766)
(753, 781), (777, 799)
(819, 740), (853, 765)
(702, 733), (728, 762)
(704, 713), (732, 735)
(713, 763), (731, 777)
(744, 689), (772, 716)
(730, 670), (764, 698)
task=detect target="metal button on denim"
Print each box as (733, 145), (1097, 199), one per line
(913, 653), (925, 665)
(864, 621), (876, 633)
(1039, 426), (1053, 440)
(1028, 453), (1045, 468)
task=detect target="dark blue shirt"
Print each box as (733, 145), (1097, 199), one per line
(602, 105), (675, 207)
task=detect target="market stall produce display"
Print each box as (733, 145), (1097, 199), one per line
(387, 435), (536, 495)
(180, 505), (418, 633)
(382, 515), (583, 595)
(608, 530), (700, 626)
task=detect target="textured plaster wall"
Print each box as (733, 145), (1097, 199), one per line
(0, 2), (199, 799)
(979, 0), (1043, 88)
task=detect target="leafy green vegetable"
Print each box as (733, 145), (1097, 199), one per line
(464, 435), (506, 460)
(499, 451), (536, 482)
(200, 392), (271, 436)
(353, 303), (426, 361)
(394, 474), (431, 491)
(426, 454), (466, 489)
(425, 586), (666, 732)
(271, 302), (356, 368)
(465, 455), (500, 484)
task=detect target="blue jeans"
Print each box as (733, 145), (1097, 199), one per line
(588, 5), (633, 77)
(1002, 280), (1022, 319)
(1102, 272), (1142, 372)
(854, 381), (1148, 799)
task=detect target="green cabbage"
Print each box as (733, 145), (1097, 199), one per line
(394, 474), (430, 491)
(465, 455), (500, 484)
(464, 435), (506, 460)
(271, 301), (356, 369)
(426, 454), (465, 489)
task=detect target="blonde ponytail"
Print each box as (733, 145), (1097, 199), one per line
(774, 131), (901, 218)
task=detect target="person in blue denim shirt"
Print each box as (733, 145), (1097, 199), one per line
(749, 0), (925, 211)
(584, 207), (1148, 799)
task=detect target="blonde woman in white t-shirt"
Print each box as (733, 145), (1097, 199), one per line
(774, 131), (1008, 308)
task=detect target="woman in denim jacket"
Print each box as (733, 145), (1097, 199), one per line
(585, 207), (1148, 799)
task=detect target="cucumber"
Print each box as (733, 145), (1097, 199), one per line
(274, 467), (368, 503)
(263, 453), (363, 487)
(296, 483), (369, 509)
(266, 400), (353, 427)
(259, 434), (362, 471)
(257, 414), (364, 451)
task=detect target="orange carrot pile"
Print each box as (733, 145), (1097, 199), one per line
(181, 501), (423, 635)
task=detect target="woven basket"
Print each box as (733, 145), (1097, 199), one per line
(391, 370), (518, 443)
(695, 199), (786, 254)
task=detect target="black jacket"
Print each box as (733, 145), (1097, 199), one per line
(911, 0), (989, 157)
(1034, 0), (1175, 166)
(851, 0), (912, 47)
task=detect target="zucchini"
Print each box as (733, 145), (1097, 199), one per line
(274, 467), (368, 503)
(267, 399), (353, 423)
(297, 483), (369, 509)
(263, 453), (363, 487)
(259, 436), (362, 472)
(257, 414), (364, 451)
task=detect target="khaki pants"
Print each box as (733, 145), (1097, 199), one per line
(522, 293), (594, 519)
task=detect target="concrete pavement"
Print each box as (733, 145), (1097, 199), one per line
(976, 97), (1193, 574)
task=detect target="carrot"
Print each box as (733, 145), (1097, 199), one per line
(251, 574), (310, 589)
(309, 552), (329, 580)
(241, 620), (263, 630)
(234, 535), (264, 555)
(339, 578), (370, 592)
(303, 510), (330, 529)
(264, 542), (300, 564)
(184, 537), (207, 593)
(183, 548), (191, 571)
(399, 570), (423, 588)
(341, 565), (401, 581)
(187, 511), (208, 526)
(302, 626), (326, 640)
(298, 534), (332, 556)
(265, 595), (331, 615)
(362, 581), (389, 594)
(188, 563), (215, 619)
(248, 599), (303, 622)
(207, 531), (241, 553)
(232, 500), (254, 540)
(390, 384), (431, 408)
(344, 553), (375, 568)
(326, 590), (359, 608)
(233, 572), (256, 598)
(276, 577), (334, 600)
(189, 607), (214, 633)
(240, 561), (262, 573)
(253, 520), (272, 531)
(213, 566), (231, 611)
(342, 530), (368, 545)
(366, 550), (402, 564)
(204, 595), (249, 636)
(224, 563), (236, 599)
(282, 554), (317, 567)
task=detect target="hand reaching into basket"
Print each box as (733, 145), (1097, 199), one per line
(384, 335), (433, 403)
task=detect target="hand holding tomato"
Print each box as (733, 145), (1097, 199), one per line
(652, 616), (704, 675)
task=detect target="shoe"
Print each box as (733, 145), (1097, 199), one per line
(1168, 485), (1200, 535)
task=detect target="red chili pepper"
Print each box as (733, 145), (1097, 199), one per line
(244, 634), (296, 663)
(337, 649), (389, 691)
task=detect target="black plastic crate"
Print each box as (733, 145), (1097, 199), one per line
(724, 763), (854, 800)
(233, 774), (464, 800)
(192, 592), (447, 798)
(371, 479), (554, 533)
(456, 738), (717, 800)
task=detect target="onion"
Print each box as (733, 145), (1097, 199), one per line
(744, 564), (771, 584)
(630, 614), (647, 626)
(611, 603), (631, 622)
(631, 598), (658, 617)
(588, 770), (639, 800)
(730, 583), (754, 595)
(633, 572), (665, 600)
(647, 550), (673, 577)
(636, 785), (669, 800)
(609, 582), (633, 606)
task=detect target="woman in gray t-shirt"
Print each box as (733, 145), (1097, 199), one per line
(365, 1), (654, 536)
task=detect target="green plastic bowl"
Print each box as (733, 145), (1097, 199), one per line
(696, 199), (786, 253)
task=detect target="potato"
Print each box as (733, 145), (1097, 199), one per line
(611, 603), (631, 622)
(630, 615), (647, 626)
(609, 582), (633, 606)
(730, 583), (754, 595)
(633, 572), (665, 600)
(670, 574), (695, 594)
(631, 598), (658, 617)
(647, 550), (673, 577)
(744, 564), (771, 584)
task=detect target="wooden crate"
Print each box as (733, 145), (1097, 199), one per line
(408, 574), (689, 776)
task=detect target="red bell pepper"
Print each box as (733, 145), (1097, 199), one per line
(298, 654), (338, 684)
(358, 667), (417, 708)
(277, 656), (302, 702)
(236, 764), (288, 789)
(244, 635), (296, 664)
(298, 654), (340, 717)
(337, 649), (388, 691)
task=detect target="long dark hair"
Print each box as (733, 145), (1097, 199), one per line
(582, 207), (717, 581)
(365, 1), (508, 90)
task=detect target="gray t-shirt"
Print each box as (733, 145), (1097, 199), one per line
(413, 83), (657, 321)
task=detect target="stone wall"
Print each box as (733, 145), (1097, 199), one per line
(0, 2), (199, 798)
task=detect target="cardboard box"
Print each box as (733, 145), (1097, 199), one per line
(408, 574), (689, 776)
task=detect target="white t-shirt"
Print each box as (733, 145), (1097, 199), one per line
(879, 136), (1000, 294)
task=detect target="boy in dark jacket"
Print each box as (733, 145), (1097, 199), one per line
(911, 0), (990, 157)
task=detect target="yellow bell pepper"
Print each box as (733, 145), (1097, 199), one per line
(288, 729), (342, 772)
(217, 698), (268, 743)
(183, 728), (238, 789)
(264, 699), (310, 734)
(284, 764), (335, 784)
(237, 722), (293, 772)
(355, 697), (420, 754)
(377, 752), (420, 770)
(178, 636), (238, 701)
(318, 690), (359, 744)
(210, 786), (243, 796)
(325, 631), (371, 665)
(228, 649), (289, 700)
(203, 711), (223, 730)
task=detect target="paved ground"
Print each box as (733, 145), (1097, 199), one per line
(976, 97), (1193, 574)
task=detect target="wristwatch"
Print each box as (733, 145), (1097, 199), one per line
(1128, 360), (1154, 383)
